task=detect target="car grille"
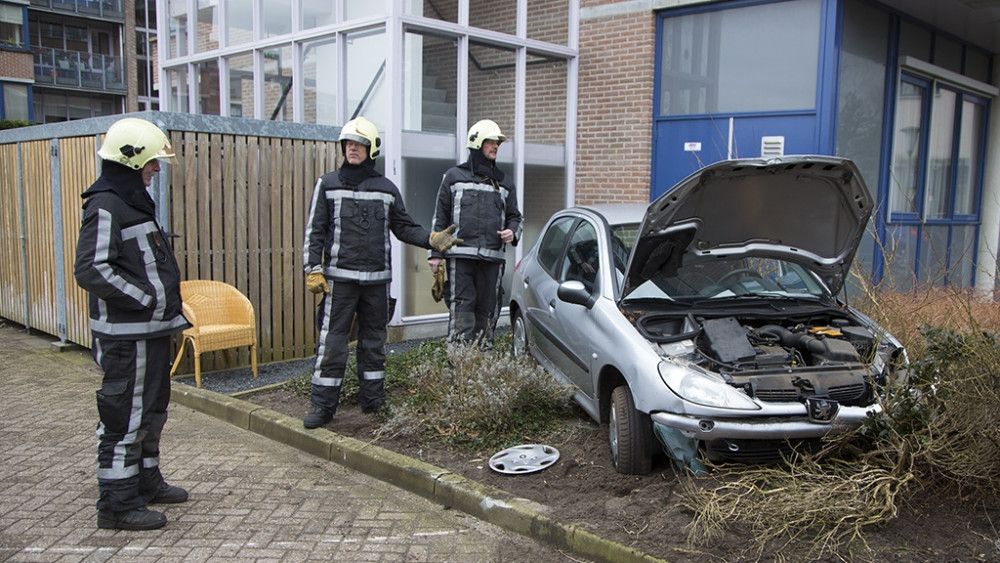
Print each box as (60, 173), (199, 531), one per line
(704, 438), (825, 464)
(755, 388), (798, 401)
(755, 382), (866, 403)
(828, 383), (866, 402)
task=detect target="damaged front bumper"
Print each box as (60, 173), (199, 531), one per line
(650, 403), (882, 474)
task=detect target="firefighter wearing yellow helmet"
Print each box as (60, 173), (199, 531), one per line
(301, 116), (460, 429)
(98, 117), (178, 170)
(428, 119), (523, 347)
(338, 115), (382, 159)
(74, 116), (189, 531)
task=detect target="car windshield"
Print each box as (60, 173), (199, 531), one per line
(622, 255), (831, 302)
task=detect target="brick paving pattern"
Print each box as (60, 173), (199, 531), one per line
(0, 324), (575, 562)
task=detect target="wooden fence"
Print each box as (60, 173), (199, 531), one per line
(0, 112), (340, 373)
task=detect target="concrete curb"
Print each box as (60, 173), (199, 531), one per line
(170, 382), (667, 563)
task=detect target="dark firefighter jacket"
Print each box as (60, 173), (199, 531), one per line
(303, 170), (431, 285)
(74, 162), (189, 340)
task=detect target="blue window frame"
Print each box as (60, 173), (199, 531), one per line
(886, 71), (989, 290)
(1, 82), (33, 122)
(0, 2), (27, 50)
(651, 0), (836, 193)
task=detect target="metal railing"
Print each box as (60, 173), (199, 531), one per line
(33, 48), (126, 92)
(28, 0), (124, 20)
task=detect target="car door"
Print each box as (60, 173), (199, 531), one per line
(544, 220), (603, 399)
(519, 215), (575, 370)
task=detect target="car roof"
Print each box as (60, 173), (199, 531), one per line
(572, 203), (646, 227)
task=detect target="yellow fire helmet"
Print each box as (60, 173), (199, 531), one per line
(339, 116), (382, 159)
(466, 119), (506, 150)
(97, 117), (177, 170)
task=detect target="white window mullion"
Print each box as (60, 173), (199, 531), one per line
(386, 1), (403, 183)
(517, 0), (526, 39)
(566, 0), (579, 206)
(337, 31), (348, 126)
(292, 41), (303, 122)
(514, 45), (526, 266)
(455, 34), (468, 162)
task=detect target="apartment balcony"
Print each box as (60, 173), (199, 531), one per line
(33, 48), (126, 92)
(28, 0), (124, 21)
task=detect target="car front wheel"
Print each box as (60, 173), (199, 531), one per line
(609, 385), (653, 475)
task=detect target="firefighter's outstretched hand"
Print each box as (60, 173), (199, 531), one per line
(306, 272), (329, 294)
(430, 224), (462, 252)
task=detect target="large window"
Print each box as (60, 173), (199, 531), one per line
(0, 3), (24, 48)
(301, 37), (337, 125)
(136, 1), (159, 110)
(887, 72), (988, 290)
(346, 28), (386, 127)
(31, 91), (115, 123)
(157, 2), (575, 325)
(658, 0), (820, 116)
(404, 31), (456, 134)
(2, 82), (29, 121)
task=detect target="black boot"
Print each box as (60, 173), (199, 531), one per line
(303, 407), (333, 429)
(97, 506), (167, 531)
(150, 482), (188, 504)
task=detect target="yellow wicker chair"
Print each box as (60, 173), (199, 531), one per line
(169, 280), (258, 388)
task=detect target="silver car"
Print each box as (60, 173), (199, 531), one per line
(509, 156), (908, 475)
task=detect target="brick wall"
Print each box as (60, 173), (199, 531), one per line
(0, 49), (33, 80)
(577, 6), (656, 205)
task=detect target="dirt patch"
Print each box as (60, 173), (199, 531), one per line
(247, 387), (1000, 562)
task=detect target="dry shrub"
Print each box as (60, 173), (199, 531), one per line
(855, 285), (1000, 357)
(376, 341), (575, 452)
(680, 457), (915, 560)
(679, 285), (1000, 559)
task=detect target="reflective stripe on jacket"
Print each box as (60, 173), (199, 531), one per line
(74, 180), (188, 340)
(430, 161), (522, 263)
(303, 171), (431, 284)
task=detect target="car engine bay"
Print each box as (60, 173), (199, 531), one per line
(635, 310), (890, 407)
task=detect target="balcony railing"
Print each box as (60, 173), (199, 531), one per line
(33, 48), (126, 92)
(29, 0), (124, 21)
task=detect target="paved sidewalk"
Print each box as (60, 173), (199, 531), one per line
(0, 323), (581, 562)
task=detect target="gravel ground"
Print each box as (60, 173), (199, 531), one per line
(173, 339), (436, 396)
(173, 358), (313, 395)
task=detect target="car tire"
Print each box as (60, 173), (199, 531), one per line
(512, 308), (529, 359)
(609, 385), (653, 475)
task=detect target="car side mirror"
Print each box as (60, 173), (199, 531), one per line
(558, 280), (597, 309)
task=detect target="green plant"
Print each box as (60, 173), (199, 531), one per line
(0, 119), (33, 130)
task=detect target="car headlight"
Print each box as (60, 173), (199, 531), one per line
(659, 363), (760, 411)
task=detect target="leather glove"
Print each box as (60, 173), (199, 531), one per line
(306, 271), (329, 294)
(431, 264), (447, 303)
(429, 224), (463, 252)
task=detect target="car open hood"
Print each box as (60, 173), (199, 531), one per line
(624, 156), (873, 297)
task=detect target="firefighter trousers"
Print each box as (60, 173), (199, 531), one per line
(310, 280), (390, 414)
(92, 336), (172, 511)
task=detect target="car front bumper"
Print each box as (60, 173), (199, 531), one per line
(650, 403), (881, 440)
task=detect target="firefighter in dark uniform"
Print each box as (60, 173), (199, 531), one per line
(74, 117), (190, 530)
(302, 117), (460, 429)
(427, 119), (523, 346)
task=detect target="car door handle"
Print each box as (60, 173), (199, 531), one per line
(548, 299), (556, 311)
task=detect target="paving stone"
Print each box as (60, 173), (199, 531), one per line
(0, 324), (575, 563)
